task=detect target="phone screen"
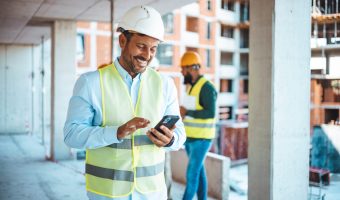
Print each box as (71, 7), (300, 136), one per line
(154, 115), (180, 134)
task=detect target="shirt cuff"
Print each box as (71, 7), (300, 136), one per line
(164, 133), (178, 151)
(103, 126), (123, 145)
(186, 110), (195, 117)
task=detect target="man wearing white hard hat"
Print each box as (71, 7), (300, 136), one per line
(64, 5), (186, 200)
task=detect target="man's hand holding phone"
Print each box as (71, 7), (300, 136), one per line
(147, 115), (179, 147)
(147, 125), (175, 147)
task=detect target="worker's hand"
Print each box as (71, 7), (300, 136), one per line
(180, 106), (187, 119)
(117, 117), (150, 140)
(147, 125), (176, 147)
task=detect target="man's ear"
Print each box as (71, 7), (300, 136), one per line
(119, 34), (126, 48)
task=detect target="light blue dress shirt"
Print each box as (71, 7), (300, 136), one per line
(64, 58), (185, 200)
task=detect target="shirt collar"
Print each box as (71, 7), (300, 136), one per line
(114, 57), (142, 81)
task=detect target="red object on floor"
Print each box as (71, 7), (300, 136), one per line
(309, 167), (330, 185)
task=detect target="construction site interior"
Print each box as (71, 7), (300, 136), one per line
(0, 0), (339, 199)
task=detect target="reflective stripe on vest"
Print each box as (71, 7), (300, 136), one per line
(85, 64), (165, 198)
(107, 135), (154, 149)
(86, 161), (164, 181)
(183, 77), (216, 139)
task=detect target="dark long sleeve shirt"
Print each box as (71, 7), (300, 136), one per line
(186, 76), (217, 119)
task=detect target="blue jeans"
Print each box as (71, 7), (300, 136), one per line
(183, 138), (212, 200)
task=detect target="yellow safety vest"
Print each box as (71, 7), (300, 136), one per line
(183, 77), (216, 139)
(85, 63), (165, 198)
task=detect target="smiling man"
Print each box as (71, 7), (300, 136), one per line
(64, 5), (186, 200)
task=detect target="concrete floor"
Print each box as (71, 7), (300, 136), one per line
(1, 134), (339, 200)
(0, 134), (87, 200)
(227, 162), (340, 200)
(0, 134), (216, 200)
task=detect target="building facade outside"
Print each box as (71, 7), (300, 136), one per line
(310, 0), (340, 129)
(75, 0), (340, 159)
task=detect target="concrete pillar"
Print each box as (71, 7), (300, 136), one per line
(249, 1), (310, 200)
(234, 0), (240, 23)
(233, 35), (240, 121)
(90, 22), (97, 69)
(233, 15), (241, 121)
(50, 20), (76, 161)
(0, 46), (6, 132)
(32, 45), (41, 136)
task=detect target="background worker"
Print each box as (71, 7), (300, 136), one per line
(64, 5), (185, 200)
(179, 51), (217, 200)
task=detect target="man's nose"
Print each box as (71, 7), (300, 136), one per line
(141, 49), (152, 61)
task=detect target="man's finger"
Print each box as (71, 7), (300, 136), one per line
(170, 124), (176, 131)
(146, 131), (165, 147)
(130, 118), (150, 128)
(149, 128), (172, 146)
(136, 121), (150, 128)
(159, 125), (174, 140)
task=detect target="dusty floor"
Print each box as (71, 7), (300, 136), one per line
(1, 134), (339, 200)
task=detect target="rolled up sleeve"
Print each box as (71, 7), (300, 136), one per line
(63, 73), (121, 149)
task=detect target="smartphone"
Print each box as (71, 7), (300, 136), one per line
(154, 115), (180, 134)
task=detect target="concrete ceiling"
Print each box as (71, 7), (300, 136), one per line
(0, 0), (195, 45)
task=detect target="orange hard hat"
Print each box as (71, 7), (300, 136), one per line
(180, 51), (202, 67)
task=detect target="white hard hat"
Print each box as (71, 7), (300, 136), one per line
(117, 5), (164, 41)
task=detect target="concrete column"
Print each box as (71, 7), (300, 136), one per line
(32, 45), (41, 136)
(231, 0), (242, 122)
(233, 27), (241, 121)
(50, 20), (76, 161)
(234, 0), (240, 23)
(0, 46), (6, 132)
(249, 1), (310, 200)
(90, 22), (97, 70)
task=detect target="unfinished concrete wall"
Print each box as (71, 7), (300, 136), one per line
(171, 149), (230, 200)
(0, 45), (34, 134)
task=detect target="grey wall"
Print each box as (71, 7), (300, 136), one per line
(0, 45), (34, 134)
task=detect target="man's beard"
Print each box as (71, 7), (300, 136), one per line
(183, 74), (193, 84)
(122, 53), (148, 74)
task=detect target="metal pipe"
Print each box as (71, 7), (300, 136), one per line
(335, 22), (337, 38)
(337, 0), (339, 13)
(31, 45), (34, 135)
(4, 46), (7, 133)
(41, 36), (45, 145)
(314, 21), (318, 40)
(322, 23), (326, 58)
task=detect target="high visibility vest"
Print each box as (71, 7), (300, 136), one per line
(183, 77), (216, 139)
(85, 63), (165, 198)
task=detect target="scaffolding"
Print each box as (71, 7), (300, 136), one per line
(312, 0), (340, 43)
